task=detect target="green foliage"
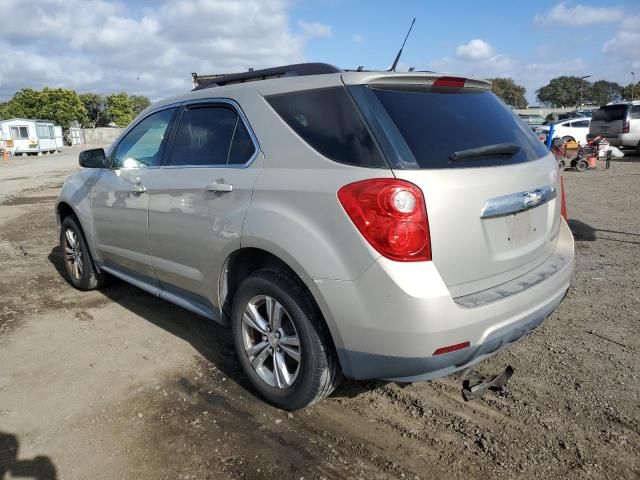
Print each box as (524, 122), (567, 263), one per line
(129, 95), (151, 117)
(0, 87), (88, 128)
(622, 82), (640, 101)
(590, 80), (622, 106)
(488, 78), (528, 108)
(105, 92), (135, 127)
(79, 93), (105, 127)
(536, 76), (591, 107)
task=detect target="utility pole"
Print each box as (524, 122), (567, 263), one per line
(579, 75), (591, 108)
(632, 72), (636, 102)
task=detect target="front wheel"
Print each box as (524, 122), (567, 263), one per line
(60, 216), (104, 290)
(576, 158), (589, 172)
(231, 270), (341, 410)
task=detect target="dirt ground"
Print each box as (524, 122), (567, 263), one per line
(0, 150), (639, 480)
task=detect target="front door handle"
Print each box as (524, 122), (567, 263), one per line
(205, 183), (233, 193)
(131, 184), (147, 194)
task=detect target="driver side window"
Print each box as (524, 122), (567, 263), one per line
(113, 108), (175, 168)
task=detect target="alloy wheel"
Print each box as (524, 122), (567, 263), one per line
(241, 295), (301, 388)
(63, 228), (83, 280)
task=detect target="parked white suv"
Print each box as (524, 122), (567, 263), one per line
(588, 101), (640, 154)
(55, 63), (574, 409)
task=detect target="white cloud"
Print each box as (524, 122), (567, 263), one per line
(603, 31), (640, 59)
(297, 20), (332, 38)
(0, 0), (328, 100)
(455, 39), (495, 61)
(535, 2), (624, 27)
(352, 33), (364, 45)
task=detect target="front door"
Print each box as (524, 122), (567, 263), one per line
(148, 102), (261, 308)
(91, 107), (177, 280)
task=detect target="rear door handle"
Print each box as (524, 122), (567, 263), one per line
(205, 183), (233, 193)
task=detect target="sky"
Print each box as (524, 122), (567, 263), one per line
(0, 0), (638, 105)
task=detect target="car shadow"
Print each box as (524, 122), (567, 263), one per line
(568, 219), (640, 245)
(0, 431), (57, 480)
(47, 246), (413, 401)
(48, 246), (252, 394)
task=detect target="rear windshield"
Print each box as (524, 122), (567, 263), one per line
(592, 105), (629, 122)
(369, 87), (548, 169)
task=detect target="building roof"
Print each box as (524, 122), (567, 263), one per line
(0, 118), (56, 124)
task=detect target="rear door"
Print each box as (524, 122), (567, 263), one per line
(568, 119), (590, 144)
(590, 104), (630, 139)
(354, 85), (560, 297)
(147, 101), (261, 307)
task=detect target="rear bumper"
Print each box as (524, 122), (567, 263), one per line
(315, 219), (574, 381)
(587, 133), (640, 148)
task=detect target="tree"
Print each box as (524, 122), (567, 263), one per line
(0, 87), (88, 128)
(129, 95), (151, 117)
(536, 76), (591, 107)
(488, 78), (527, 108)
(105, 92), (134, 127)
(590, 80), (622, 106)
(622, 82), (640, 101)
(79, 93), (106, 127)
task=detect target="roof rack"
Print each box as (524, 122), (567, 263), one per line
(191, 63), (342, 90)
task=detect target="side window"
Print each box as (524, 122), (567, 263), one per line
(113, 108), (175, 169)
(631, 105), (640, 119)
(572, 120), (589, 128)
(228, 120), (256, 165)
(169, 106), (237, 166)
(267, 87), (386, 167)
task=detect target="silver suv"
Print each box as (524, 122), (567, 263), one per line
(588, 101), (640, 154)
(55, 63), (574, 410)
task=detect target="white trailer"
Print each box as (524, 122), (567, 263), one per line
(0, 118), (61, 155)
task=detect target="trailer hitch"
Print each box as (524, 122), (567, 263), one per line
(461, 365), (514, 401)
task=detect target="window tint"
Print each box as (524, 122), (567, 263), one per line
(369, 87), (548, 169)
(592, 105), (629, 122)
(267, 87), (385, 167)
(631, 105), (640, 119)
(228, 120), (256, 165)
(114, 108), (175, 168)
(571, 120), (590, 128)
(169, 107), (237, 166)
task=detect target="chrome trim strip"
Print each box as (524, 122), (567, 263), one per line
(481, 184), (556, 219)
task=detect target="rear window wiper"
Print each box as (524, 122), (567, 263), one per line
(450, 143), (520, 162)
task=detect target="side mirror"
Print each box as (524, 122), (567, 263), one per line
(79, 148), (108, 168)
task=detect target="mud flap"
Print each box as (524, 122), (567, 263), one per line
(461, 366), (514, 401)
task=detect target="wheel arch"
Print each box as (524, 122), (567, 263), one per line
(220, 245), (349, 373)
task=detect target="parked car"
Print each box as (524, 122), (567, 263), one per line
(587, 101), (640, 154)
(55, 63), (574, 410)
(518, 114), (546, 129)
(535, 118), (590, 144)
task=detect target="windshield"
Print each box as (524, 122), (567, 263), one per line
(367, 87), (548, 169)
(592, 105), (629, 122)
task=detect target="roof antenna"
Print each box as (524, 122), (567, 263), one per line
(389, 17), (416, 72)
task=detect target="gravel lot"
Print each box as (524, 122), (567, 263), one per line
(0, 149), (638, 479)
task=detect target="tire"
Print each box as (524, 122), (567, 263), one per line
(60, 215), (104, 290)
(576, 158), (589, 172)
(231, 269), (341, 410)
(557, 159), (566, 170)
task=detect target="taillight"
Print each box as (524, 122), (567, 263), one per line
(560, 176), (568, 221)
(433, 76), (466, 88)
(622, 120), (630, 133)
(338, 179), (431, 262)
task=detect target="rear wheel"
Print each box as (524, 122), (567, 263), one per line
(231, 269), (341, 410)
(60, 216), (104, 290)
(576, 158), (589, 172)
(557, 158), (566, 170)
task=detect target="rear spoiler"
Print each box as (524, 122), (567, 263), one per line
(342, 72), (492, 90)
